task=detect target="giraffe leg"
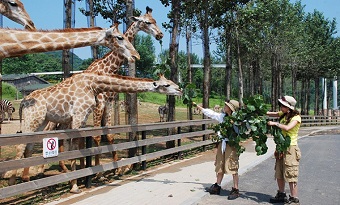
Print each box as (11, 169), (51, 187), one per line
(69, 137), (82, 194)
(21, 143), (35, 182)
(103, 101), (119, 162)
(8, 143), (26, 185)
(92, 98), (106, 179)
(58, 139), (69, 173)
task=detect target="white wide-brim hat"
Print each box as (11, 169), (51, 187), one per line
(225, 100), (240, 112)
(278, 96), (296, 110)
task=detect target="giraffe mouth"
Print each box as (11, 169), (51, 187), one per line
(156, 33), (164, 40)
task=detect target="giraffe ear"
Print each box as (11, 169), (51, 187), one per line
(106, 27), (115, 38)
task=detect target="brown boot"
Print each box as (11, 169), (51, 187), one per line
(270, 190), (288, 203)
(205, 183), (221, 195)
(228, 187), (240, 200)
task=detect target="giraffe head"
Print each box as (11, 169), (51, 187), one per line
(129, 6), (164, 40)
(152, 74), (182, 96)
(0, 0), (35, 30)
(106, 25), (140, 62)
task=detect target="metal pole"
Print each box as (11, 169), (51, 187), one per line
(333, 77), (338, 110)
(322, 78), (327, 115)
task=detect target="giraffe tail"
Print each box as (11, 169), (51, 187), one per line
(17, 101), (24, 133)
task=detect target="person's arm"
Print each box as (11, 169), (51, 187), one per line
(193, 102), (224, 123)
(267, 120), (298, 131)
(267, 111), (279, 117)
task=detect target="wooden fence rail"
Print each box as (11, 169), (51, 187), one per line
(0, 116), (339, 199)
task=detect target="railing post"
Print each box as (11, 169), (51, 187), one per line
(141, 131), (147, 170)
(177, 127), (182, 160)
(202, 122), (207, 152)
(85, 136), (93, 188)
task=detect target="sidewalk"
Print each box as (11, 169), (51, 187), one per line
(45, 126), (340, 205)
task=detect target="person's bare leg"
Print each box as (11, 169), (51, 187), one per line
(289, 182), (298, 197)
(216, 172), (224, 185)
(232, 174), (239, 189)
(277, 178), (285, 192)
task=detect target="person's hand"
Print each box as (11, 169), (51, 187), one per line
(267, 121), (275, 126)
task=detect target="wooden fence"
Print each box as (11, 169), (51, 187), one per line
(0, 119), (216, 199)
(0, 115), (339, 199)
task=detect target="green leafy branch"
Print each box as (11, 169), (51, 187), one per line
(212, 95), (291, 156)
(270, 126), (291, 153)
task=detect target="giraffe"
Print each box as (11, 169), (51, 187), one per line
(43, 6), (164, 177)
(86, 6), (164, 172)
(0, 0), (35, 30)
(0, 26), (140, 60)
(11, 73), (182, 194)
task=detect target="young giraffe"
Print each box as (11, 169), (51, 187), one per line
(0, 0), (35, 30)
(12, 73), (182, 194)
(0, 26), (139, 60)
(44, 7), (164, 176)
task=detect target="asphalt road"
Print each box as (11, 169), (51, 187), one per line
(195, 134), (340, 205)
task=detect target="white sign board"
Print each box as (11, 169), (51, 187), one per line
(43, 138), (58, 158)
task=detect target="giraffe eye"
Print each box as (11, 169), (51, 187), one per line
(145, 21), (152, 25)
(116, 36), (124, 40)
(165, 84), (170, 87)
(8, 1), (18, 7)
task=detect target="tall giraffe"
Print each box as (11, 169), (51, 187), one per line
(86, 6), (163, 170)
(44, 6), (164, 175)
(0, 0), (35, 30)
(11, 73), (181, 193)
(0, 26), (140, 60)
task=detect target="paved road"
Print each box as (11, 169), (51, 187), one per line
(196, 134), (340, 205)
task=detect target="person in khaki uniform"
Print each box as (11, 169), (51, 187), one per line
(193, 99), (240, 200)
(267, 96), (302, 205)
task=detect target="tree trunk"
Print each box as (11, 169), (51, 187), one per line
(235, 26), (243, 105)
(166, 0), (180, 149)
(202, 0), (211, 111)
(125, 0), (138, 158)
(87, 0), (98, 60)
(225, 35), (232, 100)
(62, 0), (73, 79)
(306, 79), (311, 115)
(271, 53), (277, 110)
(314, 77), (320, 115)
(186, 25), (193, 122)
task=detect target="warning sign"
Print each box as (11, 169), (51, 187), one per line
(43, 138), (58, 158)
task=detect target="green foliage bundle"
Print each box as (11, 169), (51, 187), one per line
(212, 95), (292, 156)
(213, 95), (269, 156)
(270, 126), (291, 153)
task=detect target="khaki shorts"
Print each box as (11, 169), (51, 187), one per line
(274, 145), (301, 182)
(215, 142), (239, 175)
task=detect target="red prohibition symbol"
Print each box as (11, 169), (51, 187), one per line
(47, 138), (57, 150)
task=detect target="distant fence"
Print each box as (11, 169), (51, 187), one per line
(0, 116), (339, 199)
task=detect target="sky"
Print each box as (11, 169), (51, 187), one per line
(1, 0), (340, 60)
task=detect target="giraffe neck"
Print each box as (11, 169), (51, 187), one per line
(83, 22), (141, 75)
(80, 74), (156, 93)
(0, 27), (108, 58)
(125, 21), (140, 42)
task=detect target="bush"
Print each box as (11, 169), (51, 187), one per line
(1, 82), (22, 100)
